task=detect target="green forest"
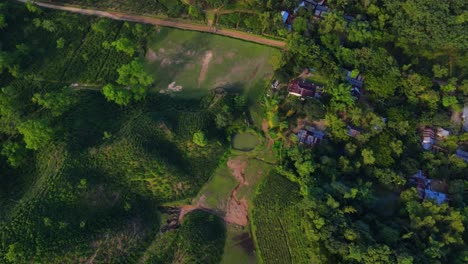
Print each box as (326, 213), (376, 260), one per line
(0, 0), (467, 263)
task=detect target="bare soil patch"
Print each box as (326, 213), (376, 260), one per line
(225, 158), (249, 226)
(225, 197), (248, 226)
(145, 48), (157, 62)
(227, 158), (248, 185)
(198, 50), (213, 86)
(167, 81), (183, 92)
(178, 195), (208, 222)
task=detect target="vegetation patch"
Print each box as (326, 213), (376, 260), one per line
(232, 132), (259, 152)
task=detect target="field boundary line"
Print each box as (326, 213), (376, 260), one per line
(12, 0), (286, 48)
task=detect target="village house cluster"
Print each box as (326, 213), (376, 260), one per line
(421, 126), (468, 163)
(409, 170), (449, 205)
(281, 0), (330, 29)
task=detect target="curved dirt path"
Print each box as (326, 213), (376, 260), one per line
(14, 0), (286, 48)
(225, 158), (249, 226)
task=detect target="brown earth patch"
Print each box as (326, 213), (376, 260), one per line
(225, 197), (248, 226)
(145, 48), (157, 62)
(179, 195), (208, 222)
(198, 50), (213, 86)
(227, 158), (248, 185)
(226, 51), (236, 59)
(225, 158), (249, 226)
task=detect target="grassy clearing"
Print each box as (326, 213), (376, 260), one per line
(306, 70), (328, 86)
(144, 27), (279, 99)
(232, 132), (260, 151)
(195, 163), (238, 210)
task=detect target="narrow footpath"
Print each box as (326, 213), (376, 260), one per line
(13, 0), (286, 48)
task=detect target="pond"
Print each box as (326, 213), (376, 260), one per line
(232, 132), (259, 152)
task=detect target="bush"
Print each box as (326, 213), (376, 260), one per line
(193, 131), (208, 147)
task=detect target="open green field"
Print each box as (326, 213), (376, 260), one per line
(144, 27), (280, 99)
(232, 132), (260, 151)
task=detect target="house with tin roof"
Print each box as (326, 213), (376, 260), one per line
(409, 170), (448, 205)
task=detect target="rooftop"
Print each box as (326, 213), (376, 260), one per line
(410, 170), (448, 205)
(288, 80), (322, 98)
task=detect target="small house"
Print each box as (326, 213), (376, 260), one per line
(287, 80), (322, 98)
(409, 170), (448, 205)
(344, 69), (364, 88)
(297, 126), (325, 146)
(347, 125), (361, 137)
(422, 127), (435, 150)
(456, 148), (468, 163)
(281, 11), (290, 23)
(314, 5), (329, 18)
(462, 106), (468, 132)
(436, 128), (450, 139)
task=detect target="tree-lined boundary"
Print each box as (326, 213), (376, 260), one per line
(13, 0), (286, 48)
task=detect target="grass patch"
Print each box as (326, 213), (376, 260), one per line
(195, 163), (238, 209)
(306, 70), (328, 86)
(232, 132), (259, 151)
(221, 225), (257, 264)
(144, 27), (280, 99)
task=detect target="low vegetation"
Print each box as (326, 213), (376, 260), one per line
(1, 0), (467, 263)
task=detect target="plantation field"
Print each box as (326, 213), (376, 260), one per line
(0, 3), (277, 262)
(144, 27), (280, 99)
(252, 174), (313, 264)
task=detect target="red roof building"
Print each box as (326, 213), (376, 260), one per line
(288, 80), (321, 98)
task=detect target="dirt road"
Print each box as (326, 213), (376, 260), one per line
(14, 0), (286, 48)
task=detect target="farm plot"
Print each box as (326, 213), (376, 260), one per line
(144, 27), (280, 99)
(252, 174), (312, 264)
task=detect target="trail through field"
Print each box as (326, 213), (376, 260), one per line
(262, 119), (274, 150)
(177, 158), (249, 226)
(14, 0), (286, 48)
(198, 51), (213, 86)
(225, 158), (249, 226)
(178, 195), (208, 223)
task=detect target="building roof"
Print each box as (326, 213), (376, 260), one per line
(422, 128), (435, 150)
(314, 5), (329, 18)
(344, 70), (364, 88)
(288, 80), (321, 98)
(425, 190), (447, 205)
(463, 106), (468, 132)
(410, 170), (448, 205)
(297, 126), (325, 146)
(281, 11), (290, 23)
(347, 126), (361, 137)
(436, 128), (450, 138)
(456, 148), (468, 162)
(298, 130), (324, 146)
